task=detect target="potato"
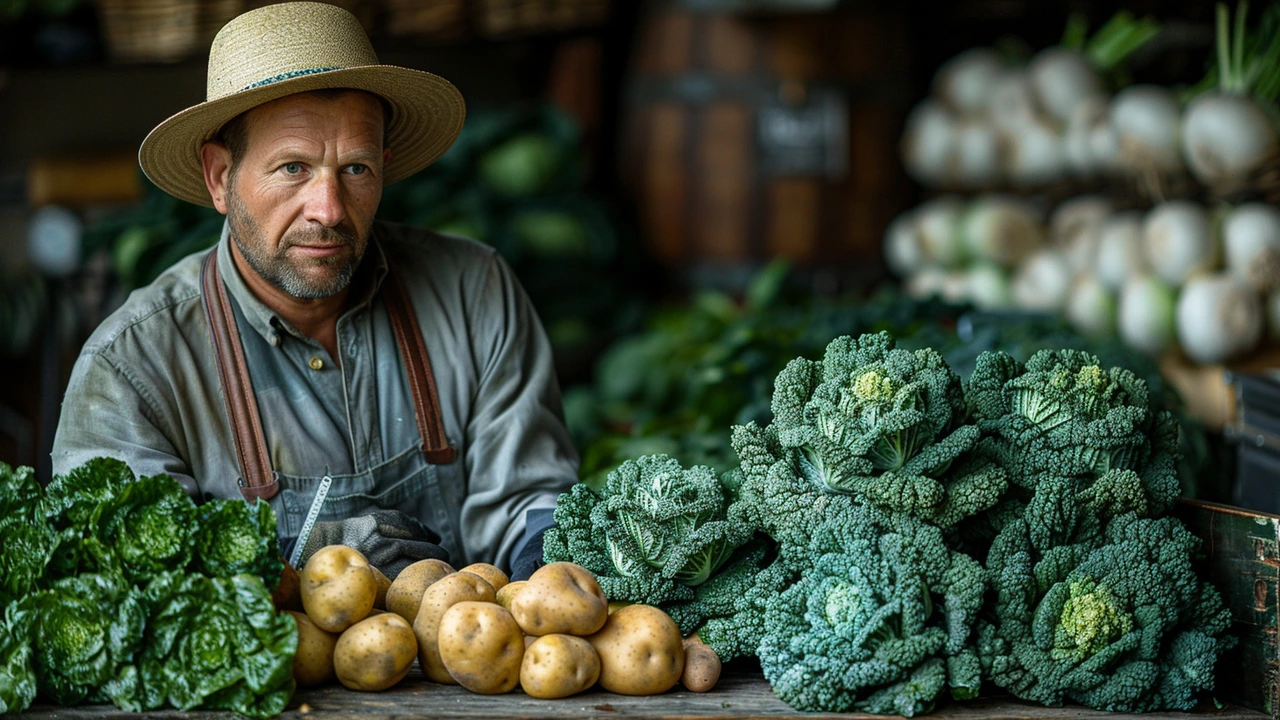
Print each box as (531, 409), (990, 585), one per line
(413, 572), (497, 684)
(520, 634), (601, 699)
(287, 611), (338, 687)
(333, 613), (418, 691)
(460, 563), (509, 592)
(272, 562), (302, 611)
(587, 604), (684, 695)
(510, 562), (607, 637)
(300, 545), (378, 633)
(372, 567), (392, 610)
(386, 558), (455, 624)
(438, 601), (524, 694)
(681, 642), (721, 693)
(496, 580), (527, 611)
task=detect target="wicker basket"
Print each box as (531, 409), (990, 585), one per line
(96, 0), (242, 63)
(474, 0), (608, 38)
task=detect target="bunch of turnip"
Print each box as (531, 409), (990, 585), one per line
(887, 195), (1275, 364)
(901, 13), (1160, 189)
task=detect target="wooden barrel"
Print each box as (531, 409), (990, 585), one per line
(618, 4), (913, 281)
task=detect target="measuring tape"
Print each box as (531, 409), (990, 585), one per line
(289, 474), (334, 568)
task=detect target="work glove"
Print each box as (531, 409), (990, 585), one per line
(300, 509), (449, 579)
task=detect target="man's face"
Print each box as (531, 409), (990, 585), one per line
(221, 91), (387, 299)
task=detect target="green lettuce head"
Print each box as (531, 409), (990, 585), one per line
(87, 475), (197, 582)
(0, 603), (36, 714)
(43, 457), (136, 530)
(193, 499), (284, 589)
(0, 463), (55, 605)
(25, 573), (146, 708)
(139, 573), (296, 717)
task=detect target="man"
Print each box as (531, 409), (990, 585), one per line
(51, 1), (578, 579)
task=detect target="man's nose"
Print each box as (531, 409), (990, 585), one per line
(303, 171), (347, 228)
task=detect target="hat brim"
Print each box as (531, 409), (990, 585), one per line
(138, 65), (466, 208)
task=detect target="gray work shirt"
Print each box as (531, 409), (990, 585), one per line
(51, 219), (578, 569)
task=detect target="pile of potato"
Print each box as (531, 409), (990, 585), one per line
(287, 547), (721, 699)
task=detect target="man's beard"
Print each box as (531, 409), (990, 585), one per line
(226, 188), (370, 299)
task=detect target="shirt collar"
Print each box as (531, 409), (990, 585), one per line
(215, 219), (390, 347)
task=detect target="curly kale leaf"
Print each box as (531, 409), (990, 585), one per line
(545, 455), (751, 609)
(967, 349), (1180, 521)
(0, 463), (56, 606)
(86, 475), (197, 583)
(43, 457), (136, 530)
(139, 573), (296, 717)
(978, 512), (1234, 712)
(0, 603), (36, 714)
(770, 332), (1003, 526)
(25, 573), (146, 708)
(757, 506), (985, 716)
(194, 499), (284, 589)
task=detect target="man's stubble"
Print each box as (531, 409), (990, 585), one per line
(226, 184), (371, 299)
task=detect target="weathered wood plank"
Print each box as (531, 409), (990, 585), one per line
(19, 671), (1269, 720)
(1177, 500), (1280, 718)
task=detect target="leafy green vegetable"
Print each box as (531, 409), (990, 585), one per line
(770, 332), (1006, 527)
(24, 573), (146, 708)
(757, 507), (985, 716)
(139, 573), (296, 717)
(543, 455), (753, 631)
(977, 513), (1234, 711)
(87, 474), (198, 583)
(42, 456), (135, 530)
(193, 499), (283, 589)
(0, 604), (36, 714)
(0, 463), (55, 606)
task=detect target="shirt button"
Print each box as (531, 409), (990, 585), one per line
(308, 356), (324, 371)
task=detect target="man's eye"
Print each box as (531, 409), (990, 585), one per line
(346, 164), (368, 175)
(283, 163), (302, 175)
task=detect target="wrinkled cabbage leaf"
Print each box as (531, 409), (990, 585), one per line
(194, 499), (284, 589)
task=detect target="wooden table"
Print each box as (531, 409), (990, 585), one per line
(20, 671), (1271, 720)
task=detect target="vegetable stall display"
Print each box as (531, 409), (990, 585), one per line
(545, 332), (1235, 715)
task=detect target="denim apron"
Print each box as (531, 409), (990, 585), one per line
(199, 251), (458, 562)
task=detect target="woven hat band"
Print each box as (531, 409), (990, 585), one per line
(205, 2), (379, 101)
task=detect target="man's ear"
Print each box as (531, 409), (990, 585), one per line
(200, 142), (233, 214)
(383, 147), (392, 169)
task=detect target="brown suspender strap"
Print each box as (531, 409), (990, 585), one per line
(201, 251), (279, 501)
(201, 249), (458, 500)
(382, 267), (458, 465)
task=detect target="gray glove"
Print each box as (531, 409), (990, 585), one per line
(300, 510), (450, 579)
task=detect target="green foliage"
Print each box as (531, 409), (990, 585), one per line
(87, 475), (198, 583)
(0, 604), (35, 714)
(0, 458), (295, 715)
(757, 507), (984, 716)
(0, 463), (55, 607)
(193, 499), (284, 590)
(770, 332), (1006, 527)
(977, 513), (1234, 711)
(21, 573), (146, 708)
(543, 455), (753, 631)
(139, 573), (296, 717)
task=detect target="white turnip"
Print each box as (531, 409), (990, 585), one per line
(1094, 211), (1147, 290)
(884, 212), (926, 277)
(1141, 200), (1216, 285)
(1012, 249), (1073, 312)
(916, 197), (965, 268)
(934, 48), (1005, 116)
(1028, 47), (1104, 125)
(1176, 273), (1265, 364)
(961, 196), (1043, 267)
(953, 120), (1004, 185)
(1004, 117), (1066, 185)
(1118, 274), (1178, 355)
(902, 100), (959, 186)
(1066, 275), (1118, 337)
(1111, 85), (1184, 172)
(1223, 202), (1280, 292)
(966, 263), (1014, 310)
(1182, 93), (1277, 185)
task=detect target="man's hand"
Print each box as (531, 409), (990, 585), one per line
(300, 510), (449, 578)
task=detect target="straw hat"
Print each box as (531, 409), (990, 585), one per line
(139, 1), (466, 208)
